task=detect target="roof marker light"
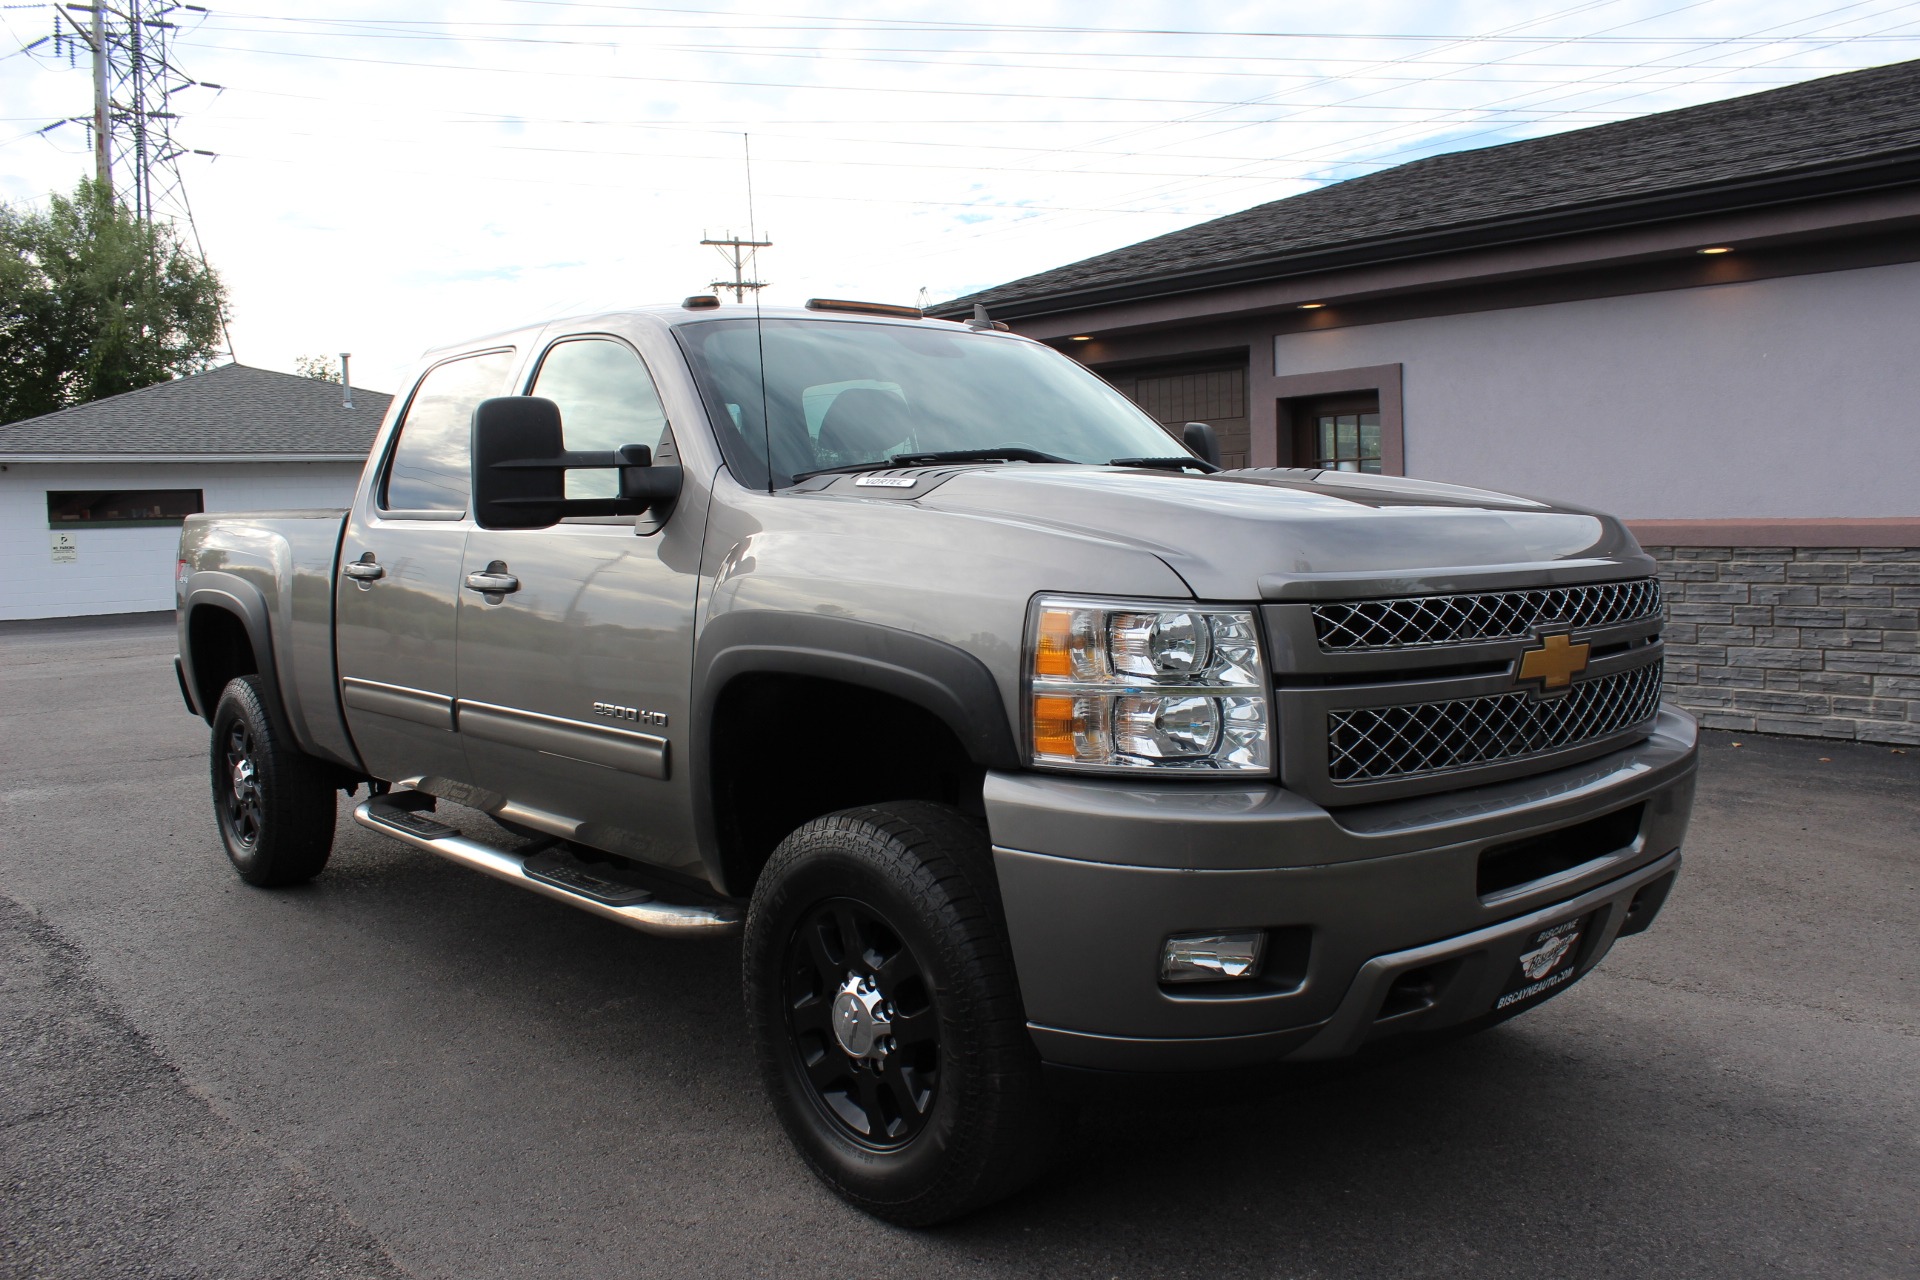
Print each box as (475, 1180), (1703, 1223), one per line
(1070, 335), (1093, 341)
(1697, 246), (1734, 255)
(806, 298), (924, 319)
(1298, 301), (1326, 309)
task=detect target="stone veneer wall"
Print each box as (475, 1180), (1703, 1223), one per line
(1646, 545), (1920, 745)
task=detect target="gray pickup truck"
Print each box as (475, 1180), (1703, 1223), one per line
(175, 298), (1697, 1224)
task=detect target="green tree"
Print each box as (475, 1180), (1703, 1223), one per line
(294, 354), (340, 383)
(0, 179), (227, 424)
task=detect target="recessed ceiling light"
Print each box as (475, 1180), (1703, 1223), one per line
(1069, 334), (1093, 341)
(1698, 246), (1734, 255)
(1298, 301), (1326, 309)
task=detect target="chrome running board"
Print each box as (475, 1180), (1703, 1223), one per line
(353, 794), (741, 938)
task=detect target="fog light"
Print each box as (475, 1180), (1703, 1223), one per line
(1161, 931), (1266, 983)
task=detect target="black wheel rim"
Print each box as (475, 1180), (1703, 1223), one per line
(220, 720), (264, 851)
(782, 897), (940, 1149)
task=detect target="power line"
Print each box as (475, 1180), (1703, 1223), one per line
(1093, 2), (1911, 220)
(848, 0), (1918, 273)
(1169, 0), (1920, 206)
(36, 0), (216, 223)
(18, 0), (233, 361)
(863, 0), (1675, 259)
(211, 3), (1920, 42)
(180, 15), (1904, 73)
(169, 40), (1678, 113)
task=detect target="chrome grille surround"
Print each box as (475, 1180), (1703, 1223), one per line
(1311, 578), (1662, 652)
(1326, 662), (1664, 784)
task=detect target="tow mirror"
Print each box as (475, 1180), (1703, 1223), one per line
(1182, 421), (1222, 469)
(471, 396), (683, 530)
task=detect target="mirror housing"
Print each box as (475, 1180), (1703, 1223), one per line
(471, 396), (682, 530)
(1182, 421), (1222, 469)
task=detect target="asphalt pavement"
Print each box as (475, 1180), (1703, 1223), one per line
(1, 613), (1915, 1280)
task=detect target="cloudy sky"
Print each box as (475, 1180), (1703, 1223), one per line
(6, 0), (1919, 391)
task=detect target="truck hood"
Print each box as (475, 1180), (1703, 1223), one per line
(890, 465), (1651, 601)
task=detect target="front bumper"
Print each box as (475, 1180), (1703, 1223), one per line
(986, 706), (1699, 1072)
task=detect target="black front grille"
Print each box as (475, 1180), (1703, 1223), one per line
(1312, 579), (1662, 652)
(1327, 662), (1663, 784)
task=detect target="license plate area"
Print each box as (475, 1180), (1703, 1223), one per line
(1494, 912), (1595, 1011)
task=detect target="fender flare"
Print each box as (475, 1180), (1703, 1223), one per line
(181, 572), (288, 733)
(690, 610), (1020, 893)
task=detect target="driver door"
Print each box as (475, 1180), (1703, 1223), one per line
(455, 334), (707, 876)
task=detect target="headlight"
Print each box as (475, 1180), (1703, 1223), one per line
(1026, 595), (1271, 773)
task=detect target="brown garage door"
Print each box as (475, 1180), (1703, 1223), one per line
(1104, 362), (1250, 468)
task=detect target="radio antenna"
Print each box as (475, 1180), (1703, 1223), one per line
(744, 133), (773, 495)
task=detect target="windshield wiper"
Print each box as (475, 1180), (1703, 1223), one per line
(792, 446), (1073, 483)
(1108, 456), (1221, 474)
(890, 447), (1072, 466)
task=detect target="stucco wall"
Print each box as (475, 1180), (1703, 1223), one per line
(0, 461), (362, 621)
(1271, 260), (1920, 520)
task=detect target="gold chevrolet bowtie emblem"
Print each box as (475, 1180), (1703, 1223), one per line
(1517, 632), (1591, 691)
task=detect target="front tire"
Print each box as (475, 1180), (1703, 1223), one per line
(209, 675), (336, 886)
(744, 802), (1069, 1226)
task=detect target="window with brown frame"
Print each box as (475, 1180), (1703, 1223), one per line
(1291, 392), (1383, 473)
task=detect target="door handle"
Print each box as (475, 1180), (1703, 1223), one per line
(343, 556), (385, 582)
(464, 562), (521, 596)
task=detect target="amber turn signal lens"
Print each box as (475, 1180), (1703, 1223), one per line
(1034, 608), (1075, 678)
(1031, 694), (1080, 757)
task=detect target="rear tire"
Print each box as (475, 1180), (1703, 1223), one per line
(744, 801), (1069, 1226)
(209, 675), (336, 886)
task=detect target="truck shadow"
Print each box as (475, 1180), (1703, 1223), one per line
(928, 1014), (1879, 1277)
(299, 814), (1898, 1279)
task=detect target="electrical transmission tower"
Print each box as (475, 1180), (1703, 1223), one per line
(702, 231), (771, 302)
(42, 1), (216, 224)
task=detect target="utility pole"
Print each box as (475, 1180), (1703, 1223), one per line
(701, 231), (771, 302)
(91, 4), (110, 196)
(48, 0), (209, 223)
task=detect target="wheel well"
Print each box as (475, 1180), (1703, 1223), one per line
(709, 674), (986, 898)
(187, 605), (258, 719)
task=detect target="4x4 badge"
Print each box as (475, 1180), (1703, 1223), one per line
(1516, 632), (1590, 692)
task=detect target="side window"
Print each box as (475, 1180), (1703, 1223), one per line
(529, 338), (670, 499)
(381, 348), (515, 513)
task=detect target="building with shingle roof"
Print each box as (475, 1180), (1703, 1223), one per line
(0, 363), (389, 461)
(939, 58), (1920, 320)
(933, 59), (1920, 746)
(1, 364), (391, 620)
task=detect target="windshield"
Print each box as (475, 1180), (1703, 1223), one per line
(674, 318), (1187, 489)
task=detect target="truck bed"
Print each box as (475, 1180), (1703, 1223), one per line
(176, 509), (358, 770)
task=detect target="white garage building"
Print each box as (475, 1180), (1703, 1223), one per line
(0, 364), (389, 621)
